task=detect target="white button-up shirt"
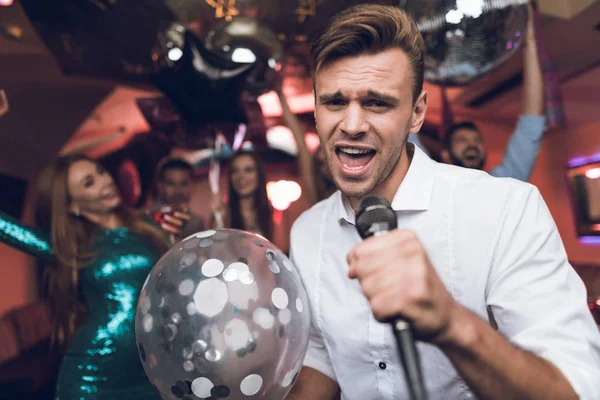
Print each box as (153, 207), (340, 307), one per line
(290, 144), (600, 400)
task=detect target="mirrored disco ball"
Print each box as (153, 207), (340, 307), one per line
(135, 229), (310, 399)
(399, 0), (529, 86)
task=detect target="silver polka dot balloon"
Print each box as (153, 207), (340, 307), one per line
(399, 0), (529, 86)
(135, 229), (310, 399)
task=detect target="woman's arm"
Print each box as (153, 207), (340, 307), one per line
(208, 192), (228, 229)
(276, 88), (319, 205)
(0, 210), (56, 263)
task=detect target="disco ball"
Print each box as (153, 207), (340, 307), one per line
(135, 229), (310, 400)
(399, 0), (529, 86)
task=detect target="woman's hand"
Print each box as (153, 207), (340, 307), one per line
(211, 193), (225, 214)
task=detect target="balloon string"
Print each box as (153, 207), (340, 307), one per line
(210, 133), (226, 228)
(232, 124), (247, 152)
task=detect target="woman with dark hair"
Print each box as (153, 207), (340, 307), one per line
(0, 154), (188, 399)
(211, 150), (274, 241)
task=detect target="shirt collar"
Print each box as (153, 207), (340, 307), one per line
(336, 142), (436, 224)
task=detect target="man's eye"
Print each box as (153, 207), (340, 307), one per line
(365, 100), (390, 108)
(325, 99), (346, 107)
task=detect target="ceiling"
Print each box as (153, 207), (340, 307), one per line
(1, 0), (600, 180)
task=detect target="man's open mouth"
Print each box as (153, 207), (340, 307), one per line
(336, 146), (376, 172)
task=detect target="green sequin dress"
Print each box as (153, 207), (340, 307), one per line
(0, 211), (161, 399)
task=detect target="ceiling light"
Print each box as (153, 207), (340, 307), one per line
(231, 48), (256, 63)
(585, 167), (600, 179)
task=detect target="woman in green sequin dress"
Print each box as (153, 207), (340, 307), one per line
(0, 155), (188, 399)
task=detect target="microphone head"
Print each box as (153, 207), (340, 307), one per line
(355, 195), (397, 239)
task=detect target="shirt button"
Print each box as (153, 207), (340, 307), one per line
(378, 361), (387, 370)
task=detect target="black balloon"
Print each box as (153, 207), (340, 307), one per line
(136, 95), (268, 150)
(399, 0), (529, 86)
(149, 30), (254, 131)
(206, 17), (284, 95)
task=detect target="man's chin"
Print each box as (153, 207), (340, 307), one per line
(464, 162), (484, 170)
(333, 176), (374, 199)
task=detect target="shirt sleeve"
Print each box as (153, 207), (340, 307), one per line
(490, 115), (546, 181)
(302, 320), (337, 381)
(486, 186), (600, 400)
(289, 216), (337, 381)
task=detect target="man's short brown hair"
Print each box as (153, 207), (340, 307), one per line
(311, 4), (425, 104)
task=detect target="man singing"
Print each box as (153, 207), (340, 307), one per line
(287, 4), (600, 400)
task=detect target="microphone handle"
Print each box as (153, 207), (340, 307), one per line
(392, 319), (428, 400)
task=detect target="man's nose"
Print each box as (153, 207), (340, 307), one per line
(339, 103), (369, 138)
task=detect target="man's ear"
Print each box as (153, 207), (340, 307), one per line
(409, 91), (428, 134)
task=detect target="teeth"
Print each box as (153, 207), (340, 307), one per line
(339, 147), (372, 155)
(342, 164), (366, 171)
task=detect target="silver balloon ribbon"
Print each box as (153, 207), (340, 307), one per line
(209, 133), (227, 228)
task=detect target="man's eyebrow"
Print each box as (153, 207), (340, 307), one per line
(318, 91), (344, 104)
(318, 90), (401, 106)
(366, 90), (400, 105)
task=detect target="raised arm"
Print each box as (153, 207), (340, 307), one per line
(490, 1), (545, 181)
(0, 210), (56, 263)
(522, 1), (544, 117)
(276, 88), (319, 205)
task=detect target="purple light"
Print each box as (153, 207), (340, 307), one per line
(515, 31), (521, 38)
(579, 236), (600, 245)
(568, 153), (600, 168)
(506, 42), (513, 50)
(514, 42), (519, 49)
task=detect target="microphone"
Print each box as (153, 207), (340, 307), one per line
(355, 195), (427, 400)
